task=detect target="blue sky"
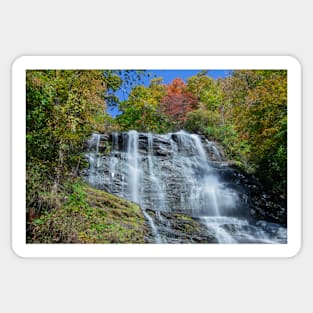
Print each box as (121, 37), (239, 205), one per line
(108, 70), (232, 117)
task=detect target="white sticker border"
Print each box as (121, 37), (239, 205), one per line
(12, 56), (301, 258)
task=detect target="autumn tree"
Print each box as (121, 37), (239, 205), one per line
(221, 70), (287, 192)
(161, 78), (198, 127)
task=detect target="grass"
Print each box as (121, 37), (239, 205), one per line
(28, 180), (149, 244)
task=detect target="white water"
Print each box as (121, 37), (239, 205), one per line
(125, 131), (162, 241)
(200, 216), (285, 244)
(86, 130), (287, 244)
(147, 133), (166, 212)
(127, 130), (140, 203)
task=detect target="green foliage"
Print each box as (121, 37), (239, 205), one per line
(220, 70), (287, 192)
(103, 70), (146, 108)
(184, 70), (287, 194)
(26, 70), (150, 243)
(26, 70), (122, 214)
(117, 78), (171, 132)
(185, 108), (221, 135)
(26, 160), (51, 210)
(28, 181), (148, 243)
(186, 73), (222, 110)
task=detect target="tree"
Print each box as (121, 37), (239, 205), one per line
(26, 70), (119, 212)
(184, 73), (224, 137)
(161, 78), (197, 127)
(186, 73), (222, 110)
(103, 70), (146, 109)
(117, 78), (170, 132)
(221, 70), (287, 192)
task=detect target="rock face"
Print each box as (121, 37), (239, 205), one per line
(144, 209), (218, 243)
(84, 130), (287, 244)
(216, 164), (287, 225)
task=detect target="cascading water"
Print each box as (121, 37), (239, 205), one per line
(126, 130), (162, 243)
(126, 130), (140, 203)
(86, 130), (287, 244)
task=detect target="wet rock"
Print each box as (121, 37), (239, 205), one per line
(155, 147), (171, 157)
(220, 165), (287, 226)
(85, 130), (287, 244)
(146, 209), (218, 243)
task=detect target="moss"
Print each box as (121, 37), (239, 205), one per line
(183, 223), (195, 234)
(28, 180), (148, 244)
(173, 213), (193, 221)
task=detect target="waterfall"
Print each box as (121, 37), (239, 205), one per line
(125, 131), (161, 242)
(127, 130), (140, 203)
(86, 130), (287, 244)
(87, 133), (102, 187)
(147, 133), (166, 211)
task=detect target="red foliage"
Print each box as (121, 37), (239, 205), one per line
(161, 78), (197, 122)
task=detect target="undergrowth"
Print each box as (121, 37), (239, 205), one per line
(27, 180), (148, 243)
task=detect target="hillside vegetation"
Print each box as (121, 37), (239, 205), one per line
(28, 180), (148, 243)
(26, 69), (287, 243)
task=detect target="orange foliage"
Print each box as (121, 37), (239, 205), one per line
(161, 78), (197, 123)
